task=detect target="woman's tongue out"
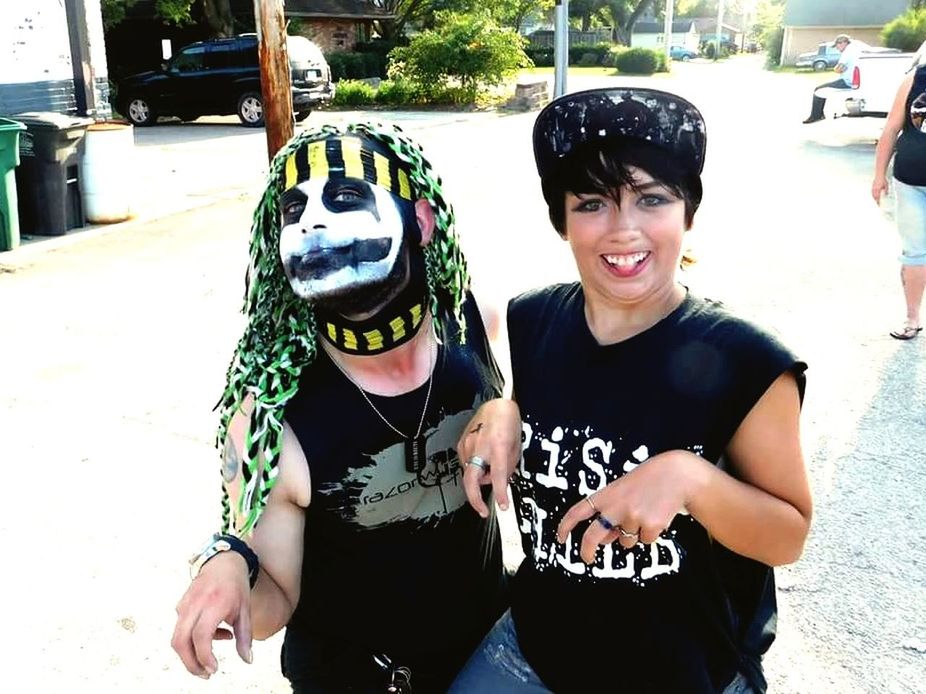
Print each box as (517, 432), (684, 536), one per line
(603, 251), (650, 278)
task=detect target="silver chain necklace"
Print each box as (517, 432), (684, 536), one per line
(326, 337), (437, 473)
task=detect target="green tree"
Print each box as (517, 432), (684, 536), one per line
(750, 0), (784, 65)
(375, 0), (552, 37)
(881, 6), (926, 52)
(389, 11), (531, 100)
(101, 0), (234, 37)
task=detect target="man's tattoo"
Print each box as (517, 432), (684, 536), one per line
(222, 438), (240, 483)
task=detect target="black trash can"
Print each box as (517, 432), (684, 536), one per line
(13, 112), (93, 236)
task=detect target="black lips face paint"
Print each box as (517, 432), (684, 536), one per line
(278, 177), (408, 302)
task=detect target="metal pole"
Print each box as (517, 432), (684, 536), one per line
(554, 0), (569, 97)
(253, 0), (294, 162)
(714, 0), (725, 60)
(663, 0), (675, 65)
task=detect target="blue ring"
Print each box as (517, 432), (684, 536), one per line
(596, 515), (616, 531)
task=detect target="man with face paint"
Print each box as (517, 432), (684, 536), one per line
(171, 123), (508, 693)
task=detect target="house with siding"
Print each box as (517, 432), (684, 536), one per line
(781, 0), (912, 65)
(630, 21), (699, 51)
(0, 0), (111, 118)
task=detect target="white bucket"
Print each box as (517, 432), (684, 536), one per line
(80, 121), (134, 223)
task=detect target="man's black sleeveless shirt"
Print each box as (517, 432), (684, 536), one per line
(894, 64), (926, 186)
(507, 284), (806, 694)
(280, 295), (507, 690)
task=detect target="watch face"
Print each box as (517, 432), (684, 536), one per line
(189, 538), (232, 578)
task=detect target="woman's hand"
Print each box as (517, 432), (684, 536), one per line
(556, 450), (710, 564)
(456, 398), (522, 518)
(872, 175), (889, 205)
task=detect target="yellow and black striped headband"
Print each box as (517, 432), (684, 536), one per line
(283, 136), (413, 201)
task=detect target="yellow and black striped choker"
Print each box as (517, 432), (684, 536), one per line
(317, 301), (426, 354)
(284, 136), (413, 200)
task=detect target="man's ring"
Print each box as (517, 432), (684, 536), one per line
(468, 456), (488, 471)
(618, 526), (640, 540)
(584, 496), (599, 514)
(596, 515), (616, 531)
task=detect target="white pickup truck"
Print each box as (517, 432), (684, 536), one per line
(842, 48), (922, 117)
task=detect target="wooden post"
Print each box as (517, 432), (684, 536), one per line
(253, 0), (293, 162)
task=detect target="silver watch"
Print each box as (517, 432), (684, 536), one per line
(189, 533), (235, 580)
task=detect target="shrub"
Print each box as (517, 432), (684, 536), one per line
(374, 78), (421, 106)
(882, 8), (926, 52)
(389, 11), (531, 101)
(327, 52), (386, 81)
(525, 46), (554, 67)
(332, 80), (376, 106)
(614, 47), (659, 74)
(568, 43), (612, 66)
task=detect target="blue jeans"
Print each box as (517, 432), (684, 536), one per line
(448, 610), (757, 693)
(895, 179), (926, 265)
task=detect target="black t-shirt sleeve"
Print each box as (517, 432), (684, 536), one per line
(714, 316), (807, 449)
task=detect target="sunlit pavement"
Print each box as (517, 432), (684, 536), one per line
(1, 55), (923, 693)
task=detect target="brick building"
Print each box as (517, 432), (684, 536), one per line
(286, 0), (394, 54)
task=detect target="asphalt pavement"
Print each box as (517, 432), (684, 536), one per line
(1, 55), (923, 693)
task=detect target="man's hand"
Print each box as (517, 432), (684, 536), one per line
(456, 398), (522, 518)
(172, 551), (253, 678)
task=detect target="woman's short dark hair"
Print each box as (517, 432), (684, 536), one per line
(540, 137), (703, 236)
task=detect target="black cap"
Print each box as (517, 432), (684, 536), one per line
(533, 87), (707, 182)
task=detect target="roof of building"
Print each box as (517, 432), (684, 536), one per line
(285, 0), (394, 20)
(689, 17), (742, 33)
(632, 21), (696, 34)
(783, 0), (911, 27)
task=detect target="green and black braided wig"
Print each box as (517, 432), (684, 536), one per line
(217, 122), (470, 535)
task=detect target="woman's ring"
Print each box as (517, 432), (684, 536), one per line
(467, 455), (488, 471)
(596, 515), (616, 531)
(618, 526), (640, 540)
(584, 496), (599, 514)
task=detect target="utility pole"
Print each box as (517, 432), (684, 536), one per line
(714, 0), (725, 60)
(554, 0), (569, 98)
(663, 0), (675, 65)
(253, 0), (293, 162)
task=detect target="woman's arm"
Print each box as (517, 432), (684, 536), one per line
(558, 372), (812, 567)
(872, 72), (914, 204)
(685, 371), (812, 565)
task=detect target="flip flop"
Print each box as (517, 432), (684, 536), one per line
(890, 326), (923, 340)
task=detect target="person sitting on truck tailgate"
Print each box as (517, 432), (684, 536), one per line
(871, 63), (926, 340)
(803, 34), (859, 124)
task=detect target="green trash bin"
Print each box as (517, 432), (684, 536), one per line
(0, 118), (25, 252)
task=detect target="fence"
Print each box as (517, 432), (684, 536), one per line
(528, 28), (613, 47)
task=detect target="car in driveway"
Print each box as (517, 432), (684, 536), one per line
(669, 45), (698, 61)
(795, 43), (842, 71)
(117, 34), (334, 127)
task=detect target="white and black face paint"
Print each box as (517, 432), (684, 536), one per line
(279, 177), (407, 303)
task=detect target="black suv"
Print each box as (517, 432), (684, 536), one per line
(118, 34), (334, 127)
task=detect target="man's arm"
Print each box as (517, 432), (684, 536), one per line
(172, 401), (310, 677)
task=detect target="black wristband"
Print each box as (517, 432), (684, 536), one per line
(216, 534), (260, 588)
